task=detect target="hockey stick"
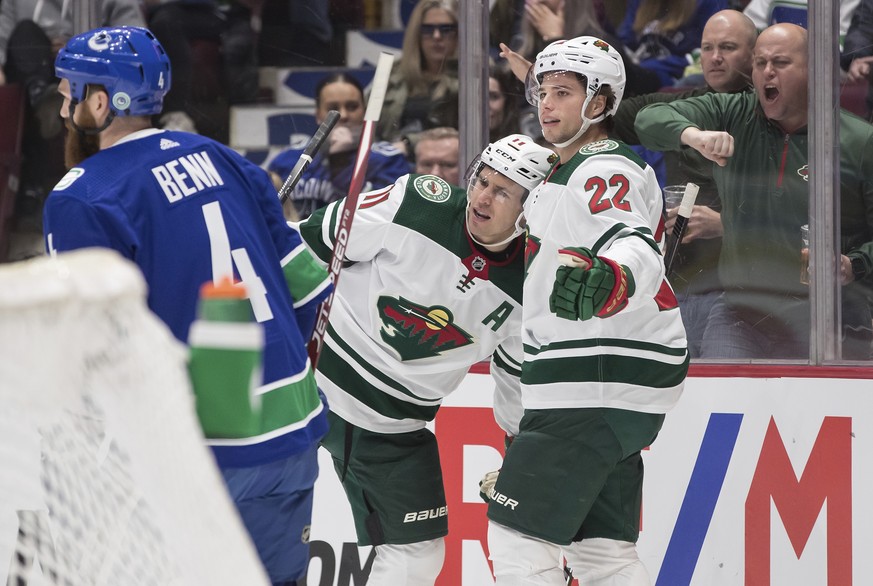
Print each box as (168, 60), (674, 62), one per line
(663, 182), (699, 275)
(307, 52), (395, 366)
(278, 110), (341, 205)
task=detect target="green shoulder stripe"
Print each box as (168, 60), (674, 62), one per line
(549, 139), (647, 186)
(393, 174), (468, 249)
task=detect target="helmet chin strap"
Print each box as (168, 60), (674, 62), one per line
(549, 94), (605, 149)
(67, 100), (116, 136)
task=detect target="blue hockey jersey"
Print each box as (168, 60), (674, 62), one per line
(43, 128), (332, 467)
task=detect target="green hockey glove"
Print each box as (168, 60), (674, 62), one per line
(549, 247), (635, 321)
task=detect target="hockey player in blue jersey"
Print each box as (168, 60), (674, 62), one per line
(42, 26), (332, 586)
(267, 72), (411, 219)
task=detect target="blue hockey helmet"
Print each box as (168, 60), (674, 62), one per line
(55, 26), (171, 116)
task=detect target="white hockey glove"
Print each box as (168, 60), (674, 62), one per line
(479, 470), (500, 503)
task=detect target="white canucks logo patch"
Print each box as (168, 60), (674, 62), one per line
(54, 168), (85, 191)
(579, 139), (619, 154)
(413, 175), (451, 202)
(160, 138), (180, 150)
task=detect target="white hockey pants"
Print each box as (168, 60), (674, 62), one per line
(366, 537), (445, 586)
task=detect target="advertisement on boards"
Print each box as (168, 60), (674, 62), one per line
(304, 367), (873, 586)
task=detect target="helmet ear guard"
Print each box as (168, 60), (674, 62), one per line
(55, 26), (171, 118)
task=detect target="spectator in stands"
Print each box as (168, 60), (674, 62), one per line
(144, 0), (260, 140)
(509, 0), (663, 98)
(635, 23), (873, 360)
(743, 0), (859, 39)
(43, 26), (332, 585)
(618, 0), (727, 87)
(612, 9), (756, 358)
(0, 0), (144, 227)
(377, 0), (459, 152)
(488, 65), (523, 143)
(842, 0), (873, 120)
(413, 126), (460, 184)
(269, 72), (410, 219)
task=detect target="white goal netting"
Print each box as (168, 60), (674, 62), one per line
(0, 249), (269, 585)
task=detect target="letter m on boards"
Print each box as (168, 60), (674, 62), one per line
(746, 416), (852, 585)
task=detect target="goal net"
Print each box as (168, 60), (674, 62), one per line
(0, 249), (269, 585)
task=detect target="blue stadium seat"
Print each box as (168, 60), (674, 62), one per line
(275, 67), (378, 107)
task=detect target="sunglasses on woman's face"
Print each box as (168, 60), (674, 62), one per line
(420, 23), (458, 37)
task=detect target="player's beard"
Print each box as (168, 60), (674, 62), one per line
(64, 109), (102, 169)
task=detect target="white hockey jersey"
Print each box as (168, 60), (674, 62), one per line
(297, 174), (524, 433)
(521, 139), (689, 414)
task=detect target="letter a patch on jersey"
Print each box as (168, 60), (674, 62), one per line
(377, 295), (473, 360)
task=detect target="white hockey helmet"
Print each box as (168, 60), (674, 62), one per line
(464, 134), (556, 248)
(527, 36), (626, 147)
(464, 134), (556, 195)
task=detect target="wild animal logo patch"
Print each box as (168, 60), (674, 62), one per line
(593, 39), (611, 52)
(579, 139), (619, 155)
(377, 296), (473, 360)
(413, 175), (452, 203)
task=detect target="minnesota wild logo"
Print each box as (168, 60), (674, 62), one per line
(593, 39), (611, 52)
(413, 175), (452, 202)
(377, 296), (473, 360)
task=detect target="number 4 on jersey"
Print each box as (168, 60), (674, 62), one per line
(201, 201), (273, 322)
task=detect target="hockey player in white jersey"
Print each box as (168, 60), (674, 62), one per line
(296, 134), (556, 585)
(485, 37), (689, 585)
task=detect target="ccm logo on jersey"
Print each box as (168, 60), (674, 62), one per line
(403, 506), (448, 523)
(151, 151), (225, 203)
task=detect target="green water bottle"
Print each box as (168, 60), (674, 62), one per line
(188, 277), (264, 438)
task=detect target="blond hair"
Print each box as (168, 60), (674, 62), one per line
(399, 0), (459, 95)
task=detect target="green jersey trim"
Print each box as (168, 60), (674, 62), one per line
(318, 339), (442, 422)
(522, 350), (689, 389)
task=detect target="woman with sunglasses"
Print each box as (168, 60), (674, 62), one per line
(375, 0), (459, 157)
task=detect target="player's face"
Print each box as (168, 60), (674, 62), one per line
(700, 15), (754, 92)
(466, 165), (526, 246)
(537, 71), (587, 145)
(317, 81), (364, 126)
(752, 25), (808, 133)
(415, 138), (460, 184)
(420, 8), (458, 73)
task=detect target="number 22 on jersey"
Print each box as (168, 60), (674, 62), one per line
(586, 174), (631, 214)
